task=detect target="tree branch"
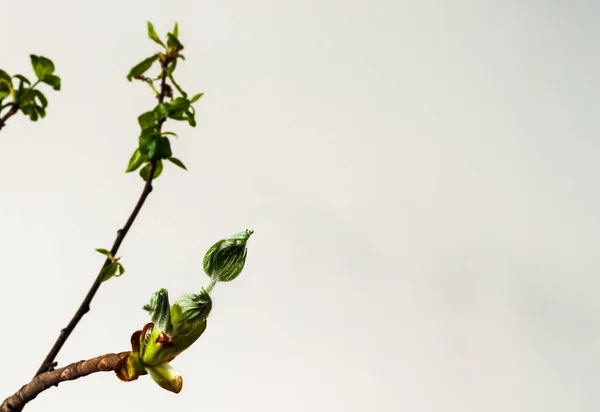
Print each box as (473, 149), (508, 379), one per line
(0, 105), (19, 131)
(33, 54), (175, 378)
(1, 352), (129, 412)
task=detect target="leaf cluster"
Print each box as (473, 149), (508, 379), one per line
(124, 22), (203, 180)
(0, 55), (61, 123)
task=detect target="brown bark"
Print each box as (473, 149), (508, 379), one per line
(1, 352), (129, 412)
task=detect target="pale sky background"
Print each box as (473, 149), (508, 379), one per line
(0, 1), (599, 411)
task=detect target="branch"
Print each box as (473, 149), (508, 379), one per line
(0, 105), (19, 131)
(1, 352), (129, 412)
(33, 55), (175, 377)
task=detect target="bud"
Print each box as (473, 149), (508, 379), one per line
(203, 229), (253, 282)
(146, 362), (183, 394)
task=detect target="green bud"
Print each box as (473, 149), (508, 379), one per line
(203, 229), (253, 282)
(146, 362), (183, 393)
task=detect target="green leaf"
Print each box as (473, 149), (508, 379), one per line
(186, 109), (196, 127)
(168, 157), (187, 170)
(35, 105), (46, 118)
(30, 55), (55, 80)
(173, 22), (179, 38)
(203, 230), (254, 282)
(127, 54), (159, 81)
(42, 74), (61, 91)
(0, 70), (11, 84)
(95, 248), (113, 257)
(147, 21), (166, 48)
(116, 263), (125, 277)
(145, 362), (183, 394)
(161, 131), (177, 137)
(167, 33), (183, 50)
(174, 290), (211, 324)
(0, 70), (12, 99)
(171, 97), (189, 111)
(34, 90), (48, 108)
(139, 134), (171, 160)
(153, 103), (170, 120)
(12, 74), (30, 85)
(138, 111), (156, 130)
(142, 288), (173, 335)
(99, 262), (119, 282)
(126, 148), (147, 172)
(190, 93), (203, 103)
(139, 159), (163, 180)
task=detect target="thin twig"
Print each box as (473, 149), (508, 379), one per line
(0, 105), (19, 131)
(33, 55), (174, 378)
(1, 352), (129, 412)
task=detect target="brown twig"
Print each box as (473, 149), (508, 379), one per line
(1, 352), (130, 412)
(0, 105), (19, 131)
(33, 55), (174, 378)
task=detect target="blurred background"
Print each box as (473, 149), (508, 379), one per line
(1, 1), (599, 411)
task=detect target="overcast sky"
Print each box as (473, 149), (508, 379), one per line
(1, 1), (599, 411)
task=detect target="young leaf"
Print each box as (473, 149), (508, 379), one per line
(35, 105), (46, 118)
(12, 74), (31, 85)
(95, 248), (113, 258)
(168, 157), (187, 171)
(173, 22), (179, 38)
(42, 74), (61, 90)
(147, 21), (166, 48)
(99, 262), (119, 282)
(139, 159), (163, 181)
(126, 148), (146, 172)
(153, 103), (170, 120)
(0, 70), (12, 99)
(34, 90), (48, 108)
(127, 54), (159, 81)
(116, 263), (125, 277)
(30, 55), (55, 80)
(190, 93), (203, 103)
(138, 111), (156, 130)
(167, 33), (183, 50)
(142, 288), (173, 335)
(203, 230), (254, 282)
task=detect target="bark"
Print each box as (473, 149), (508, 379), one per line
(1, 352), (129, 412)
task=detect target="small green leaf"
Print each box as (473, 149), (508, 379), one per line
(147, 21), (166, 48)
(190, 93), (203, 103)
(139, 159), (163, 181)
(153, 103), (170, 120)
(126, 148), (146, 173)
(173, 22), (179, 38)
(161, 131), (177, 137)
(12, 74), (30, 85)
(95, 248), (113, 257)
(116, 263), (125, 277)
(42, 74), (61, 91)
(171, 97), (189, 110)
(142, 288), (173, 335)
(168, 157), (187, 170)
(36, 105), (46, 119)
(30, 55), (55, 80)
(34, 90), (47, 108)
(138, 111), (156, 130)
(99, 262), (119, 282)
(127, 54), (159, 81)
(203, 230), (254, 282)
(0, 70), (12, 99)
(167, 33), (183, 50)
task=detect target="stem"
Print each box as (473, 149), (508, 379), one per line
(0, 104), (19, 131)
(1, 352), (129, 412)
(32, 56), (174, 378)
